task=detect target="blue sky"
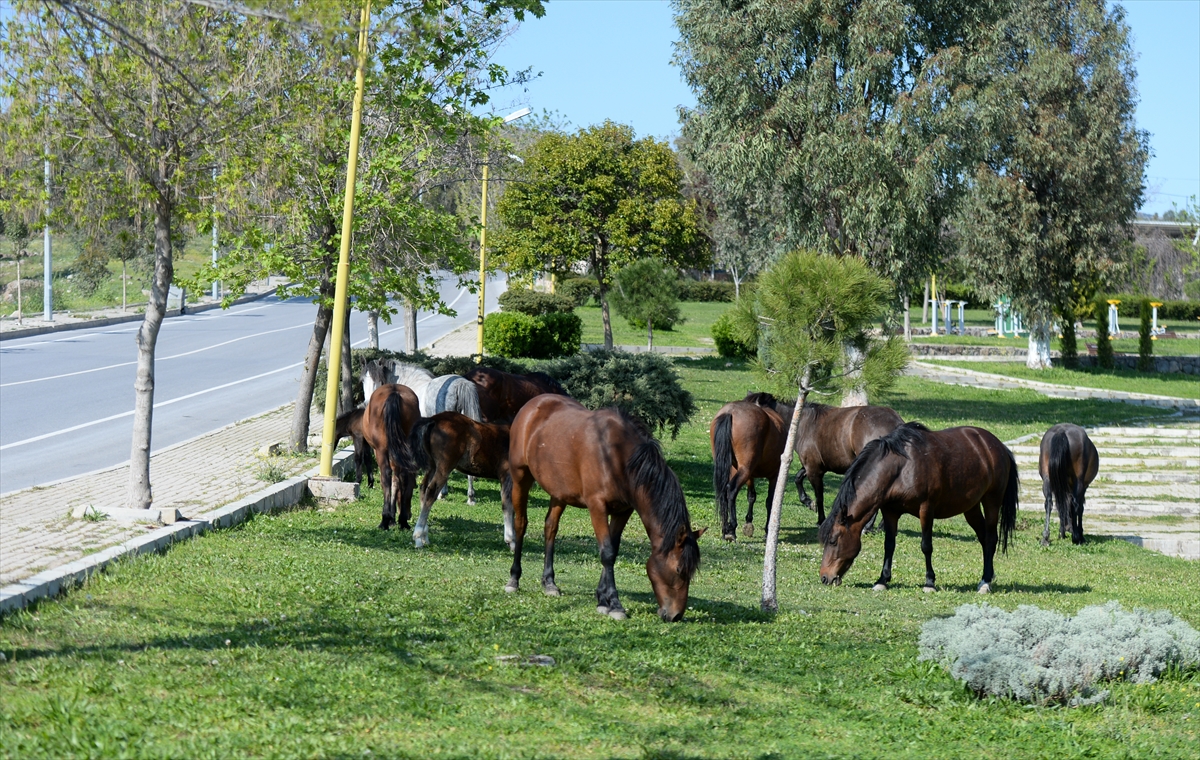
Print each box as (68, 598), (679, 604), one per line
(489, 0), (1200, 215)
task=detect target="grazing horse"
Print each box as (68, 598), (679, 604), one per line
(506, 395), (703, 621)
(1039, 423), (1099, 546)
(409, 412), (513, 548)
(364, 359), (484, 502)
(334, 407), (374, 488)
(819, 423), (1018, 594)
(463, 366), (567, 423)
(361, 384), (421, 531)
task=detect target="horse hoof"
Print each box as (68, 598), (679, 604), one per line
(923, 585), (937, 594)
(596, 605), (609, 616)
(467, 499), (476, 506)
(413, 535), (428, 549)
(742, 523), (754, 538)
(872, 583), (887, 592)
(722, 533), (736, 542)
(504, 582), (518, 594)
(607, 609), (627, 621)
(543, 584), (561, 597)
(978, 582), (992, 594)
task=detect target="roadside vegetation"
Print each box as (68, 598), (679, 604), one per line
(2, 361), (1194, 759)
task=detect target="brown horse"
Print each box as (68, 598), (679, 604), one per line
(507, 395), (703, 621)
(463, 367), (567, 423)
(1039, 423), (1099, 546)
(334, 408), (374, 489)
(409, 412), (513, 548)
(711, 393), (903, 540)
(819, 423), (1018, 594)
(361, 384), (421, 531)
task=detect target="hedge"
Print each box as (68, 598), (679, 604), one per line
(482, 310), (581, 359)
(498, 288), (576, 316)
(1100, 295), (1200, 321)
(677, 279), (735, 302)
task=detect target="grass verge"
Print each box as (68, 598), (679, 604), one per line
(577, 302), (729, 348)
(923, 360), (1200, 400)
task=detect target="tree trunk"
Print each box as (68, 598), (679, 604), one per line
(340, 311), (354, 413)
(647, 317), (653, 350)
(290, 299), (333, 453)
(367, 310), (379, 349)
(599, 283), (613, 350)
(404, 299), (418, 354)
(903, 295), (911, 342)
(126, 192), (174, 509)
(15, 259), (22, 325)
(122, 260), (127, 312)
(762, 367), (810, 612)
(921, 280), (929, 324)
(1026, 320), (1052, 370)
(840, 342), (868, 407)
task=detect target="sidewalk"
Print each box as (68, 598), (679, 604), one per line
(0, 405), (322, 587)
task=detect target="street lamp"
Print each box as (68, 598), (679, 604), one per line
(475, 107), (531, 361)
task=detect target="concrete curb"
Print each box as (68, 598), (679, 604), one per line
(0, 288), (277, 342)
(0, 446), (355, 617)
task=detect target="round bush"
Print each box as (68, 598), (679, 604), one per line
(483, 311), (538, 357)
(712, 310), (755, 359)
(557, 276), (599, 308)
(535, 311), (582, 357)
(498, 288), (576, 316)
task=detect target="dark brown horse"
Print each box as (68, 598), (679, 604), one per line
(819, 423), (1018, 594)
(711, 393), (903, 540)
(361, 384), (420, 531)
(409, 412), (513, 548)
(1039, 423), (1099, 546)
(507, 395), (703, 621)
(334, 408), (374, 489)
(463, 367), (567, 423)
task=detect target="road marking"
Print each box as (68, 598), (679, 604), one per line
(1, 322), (312, 388)
(0, 361), (304, 451)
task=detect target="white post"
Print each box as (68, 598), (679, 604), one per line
(929, 295), (938, 336)
(43, 152), (52, 322)
(1108, 303), (1120, 336)
(956, 301), (965, 335)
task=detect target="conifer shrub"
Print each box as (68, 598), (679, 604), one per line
(1137, 298), (1154, 371)
(1094, 297), (1114, 369)
(919, 602), (1200, 706)
(1059, 307), (1078, 369)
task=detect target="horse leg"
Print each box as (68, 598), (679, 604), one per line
(467, 475), (476, 506)
(377, 452), (395, 530)
(963, 504), (996, 593)
(873, 510), (900, 591)
(721, 467), (751, 541)
(812, 471), (828, 526)
(398, 470), (415, 531)
(919, 509), (937, 592)
(542, 501), (566, 596)
(593, 508), (632, 620)
(1071, 481), (1086, 545)
(743, 480), (757, 538)
(505, 472), (531, 593)
(796, 465), (813, 510)
(1041, 479), (1053, 546)
(413, 467), (444, 548)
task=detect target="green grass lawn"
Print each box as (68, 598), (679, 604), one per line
(577, 301), (729, 348)
(924, 360), (1200, 400)
(911, 333), (1200, 356)
(1, 362), (1195, 759)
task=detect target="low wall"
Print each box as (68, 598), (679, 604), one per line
(909, 343), (1199, 374)
(1077, 354), (1200, 375)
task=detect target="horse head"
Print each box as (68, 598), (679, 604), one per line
(647, 526), (705, 622)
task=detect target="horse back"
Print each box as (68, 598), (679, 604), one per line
(713, 401), (788, 471)
(915, 427), (1014, 515)
(1039, 423), (1099, 488)
(363, 384), (420, 452)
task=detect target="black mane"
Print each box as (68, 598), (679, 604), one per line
(623, 414), (698, 578)
(818, 421), (929, 542)
(743, 391), (778, 408)
(526, 371), (567, 396)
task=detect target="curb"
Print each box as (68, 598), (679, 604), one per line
(0, 288), (277, 342)
(0, 446), (355, 617)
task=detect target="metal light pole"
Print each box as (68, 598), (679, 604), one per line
(212, 165), (219, 300)
(43, 150), (52, 322)
(318, 1), (371, 478)
(475, 107), (531, 361)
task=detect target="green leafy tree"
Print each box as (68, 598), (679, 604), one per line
(609, 257), (682, 349)
(729, 250), (908, 612)
(493, 121), (706, 349)
(0, 213), (33, 322)
(953, 0), (1148, 370)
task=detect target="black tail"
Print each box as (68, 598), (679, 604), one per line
(628, 439), (699, 579)
(1000, 448), (1020, 554)
(409, 417), (435, 473)
(382, 393), (415, 474)
(1046, 429), (1073, 537)
(712, 413), (736, 537)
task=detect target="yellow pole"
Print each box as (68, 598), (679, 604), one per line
(319, 1), (371, 478)
(474, 163), (490, 362)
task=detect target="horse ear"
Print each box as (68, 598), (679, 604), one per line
(693, 527), (706, 540)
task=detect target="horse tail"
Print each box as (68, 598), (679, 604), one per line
(455, 378), (482, 422)
(409, 417), (435, 474)
(628, 439), (698, 578)
(1046, 429), (1074, 531)
(383, 392), (415, 475)
(711, 413), (735, 537)
(1000, 446), (1020, 554)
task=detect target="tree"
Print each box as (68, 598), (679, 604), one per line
(728, 250), (908, 612)
(953, 0), (1148, 370)
(493, 121), (705, 349)
(0, 213), (33, 323)
(609, 257), (681, 350)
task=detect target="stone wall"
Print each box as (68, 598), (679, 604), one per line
(1076, 354), (1200, 375)
(909, 343), (1200, 375)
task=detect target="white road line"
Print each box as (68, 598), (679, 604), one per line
(1, 322), (311, 388)
(0, 361), (304, 451)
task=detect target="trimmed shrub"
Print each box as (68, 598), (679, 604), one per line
(535, 311), (582, 357)
(499, 288), (576, 316)
(678, 279), (734, 302)
(919, 601), (1200, 706)
(1100, 295), (1200, 321)
(1094, 297), (1114, 369)
(1138, 298), (1154, 371)
(558, 276), (599, 308)
(483, 311), (538, 357)
(541, 349), (697, 438)
(1059, 307), (1078, 370)
(712, 310), (754, 359)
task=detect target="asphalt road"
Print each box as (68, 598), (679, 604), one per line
(0, 274), (504, 494)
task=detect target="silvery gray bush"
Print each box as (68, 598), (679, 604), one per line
(919, 601), (1200, 705)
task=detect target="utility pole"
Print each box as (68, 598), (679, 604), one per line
(212, 165), (219, 299)
(43, 150), (52, 322)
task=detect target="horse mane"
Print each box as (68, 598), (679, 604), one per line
(743, 391), (778, 408)
(393, 361), (435, 386)
(525, 371), (566, 395)
(802, 402), (833, 418)
(818, 421), (930, 542)
(622, 412), (698, 578)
